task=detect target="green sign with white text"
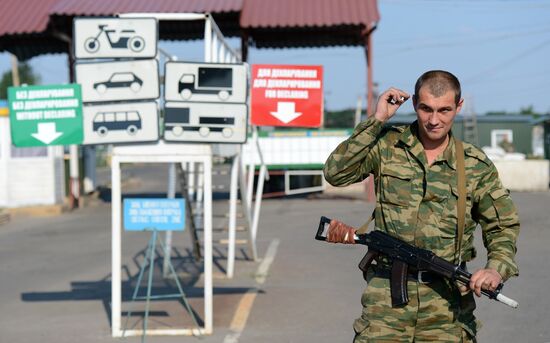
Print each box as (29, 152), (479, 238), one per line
(8, 84), (83, 147)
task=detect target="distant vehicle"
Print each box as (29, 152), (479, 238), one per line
(94, 72), (143, 93)
(93, 110), (142, 136)
(84, 25), (145, 53)
(178, 67), (233, 100)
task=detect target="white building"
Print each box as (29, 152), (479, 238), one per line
(0, 103), (65, 208)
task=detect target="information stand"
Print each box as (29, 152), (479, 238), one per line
(122, 229), (201, 341)
(111, 141), (213, 337)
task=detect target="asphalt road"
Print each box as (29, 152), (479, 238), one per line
(0, 177), (548, 342)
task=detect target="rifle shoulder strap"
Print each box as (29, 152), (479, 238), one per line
(455, 137), (466, 265)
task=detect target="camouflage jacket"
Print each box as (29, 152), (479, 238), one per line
(323, 117), (519, 281)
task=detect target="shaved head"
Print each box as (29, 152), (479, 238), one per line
(414, 70), (461, 105)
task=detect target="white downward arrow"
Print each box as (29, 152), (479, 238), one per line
(31, 122), (63, 144)
(270, 102), (302, 124)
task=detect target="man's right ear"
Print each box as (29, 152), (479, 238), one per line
(412, 94), (417, 110)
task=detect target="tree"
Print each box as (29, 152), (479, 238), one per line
(519, 105), (536, 115)
(0, 62), (41, 99)
(324, 108), (355, 128)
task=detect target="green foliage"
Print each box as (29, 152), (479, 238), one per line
(485, 106), (542, 117)
(324, 108), (356, 128)
(0, 62), (41, 99)
(519, 105), (537, 115)
(485, 111), (509, 116)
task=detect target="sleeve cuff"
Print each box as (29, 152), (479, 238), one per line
(351, 116), (384, 139)
(485, 259), (518, 282)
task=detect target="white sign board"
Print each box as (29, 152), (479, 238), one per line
(164, 62), (248, 103)
(76, 59), (160, 103)
(83, 101), (159, 145)
(164, 102), (247, 143)
(74, 17), (157, 59)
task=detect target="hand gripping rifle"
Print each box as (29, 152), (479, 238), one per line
(315, 216), (518, 309)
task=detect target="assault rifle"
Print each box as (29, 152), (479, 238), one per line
(315, 216), (518, 309)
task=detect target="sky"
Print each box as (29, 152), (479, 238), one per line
(1, 0), (550, 115)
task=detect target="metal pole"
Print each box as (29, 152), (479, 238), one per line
(251, 165), (266, 248)
(10, 54), (20, 86)
(227, 152), (240, 278)
(83, 146), (96, 194)
(366, 23), (374, 118)
(364, 24), (376, 203)
(143, 230), (158, 342)
(218, 43), (225, 64)
(211, 31), (218, 64)
(67, 50), (80, 208)
(111, 156), (122, 336)
(239, 155), (257, 261)
(203, 154), (213, 333)
(246, 129), (257, 210)
(196, 163), (204, 208)
(241, 30), (249, 62)
(69, 145), (80, 207)
(204, 16), (212, 62)
(163, 163), (176, 277)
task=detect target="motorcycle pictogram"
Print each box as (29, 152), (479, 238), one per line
(84, 25), (145, 53)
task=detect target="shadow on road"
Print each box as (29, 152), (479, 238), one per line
(20, 246), (255, 329)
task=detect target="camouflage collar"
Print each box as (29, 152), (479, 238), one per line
(398, 121), (457, 170)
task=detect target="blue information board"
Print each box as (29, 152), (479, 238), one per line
(123, 198), (185, 231)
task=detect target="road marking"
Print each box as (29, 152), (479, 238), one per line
(223, 239), (280, 343)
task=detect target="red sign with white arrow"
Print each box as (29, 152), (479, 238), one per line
(250, 64), (323, 127)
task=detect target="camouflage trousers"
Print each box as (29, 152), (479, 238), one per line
(353, 272), (480, 342)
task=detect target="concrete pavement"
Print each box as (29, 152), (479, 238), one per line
(0, 188), (548, 343)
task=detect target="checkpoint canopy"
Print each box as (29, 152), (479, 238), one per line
(251, 64), (323, 127)
(8, 84), (83, 147)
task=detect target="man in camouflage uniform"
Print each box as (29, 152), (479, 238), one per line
(323, 70), (519, 342)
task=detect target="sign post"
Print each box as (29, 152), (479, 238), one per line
(8, 84), (83, 146)
(251, 64), (323, 127)
(121, 199), (202, 339)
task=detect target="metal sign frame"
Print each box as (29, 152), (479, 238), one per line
(111, 142), (213, 337)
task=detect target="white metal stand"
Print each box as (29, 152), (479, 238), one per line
(111, 142), (213, 337)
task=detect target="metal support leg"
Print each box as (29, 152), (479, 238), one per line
(251, 165), (266, 247)
(123, 232), (156, 337)
(238, 156), (257, 261)
(142, 230), (158, 342)
(227, 153), (240, 278)
(163, 163), (176, 277)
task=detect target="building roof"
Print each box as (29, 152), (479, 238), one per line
(49, 0), (243, 15)
(0, 0), (380, 60)
(241, 0), (379, 28)
(0, 0), (57, 36)
(241, 0), (380, 48)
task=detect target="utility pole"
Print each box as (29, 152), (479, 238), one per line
(10, 54), (20, 86)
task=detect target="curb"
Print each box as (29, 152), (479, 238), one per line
(6, 204), (67, 218)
